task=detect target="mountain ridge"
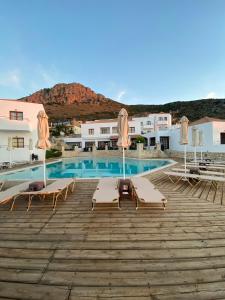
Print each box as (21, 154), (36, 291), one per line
(20, 82), (225, 122)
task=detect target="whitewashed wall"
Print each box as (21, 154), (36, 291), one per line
(0, 100), (46, 163)
(144, 121), (225, 153)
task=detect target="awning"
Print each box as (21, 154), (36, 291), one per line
(110, 136), (118, 140)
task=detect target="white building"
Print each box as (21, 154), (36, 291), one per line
(79, 113), (172, 149)
(143, 117), (225, 153)
(0, 99), (46, 163)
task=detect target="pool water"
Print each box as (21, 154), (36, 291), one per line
(0, 157), (172, 180)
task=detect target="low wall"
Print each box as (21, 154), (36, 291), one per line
(166, 150), (225, 161)
(62, 143), (168, 159)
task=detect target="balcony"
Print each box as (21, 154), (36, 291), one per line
(0, 116), (32, 132)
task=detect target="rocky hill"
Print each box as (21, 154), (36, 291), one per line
(20, 83), (124, 120)
(20, 83), (225, 122)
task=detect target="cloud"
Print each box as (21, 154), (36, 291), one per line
(206, 91), (217, 98)
(116, 90), (126, 101)
(36, 65), (58, 86)
(0, 69), (21, 89)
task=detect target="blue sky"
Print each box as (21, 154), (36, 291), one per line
(0, 0), (225, 104)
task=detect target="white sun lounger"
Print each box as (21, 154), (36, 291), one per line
(92, 178), (120, 210)
(11, 178), (75, 211)
(131, 177), (167, 210)
(172, 168), (225, 177)
(0, 181), (32, 206)
(183, 164), (225, 172)
(0, 181), (5, 192)
(164, 171), (225, 190)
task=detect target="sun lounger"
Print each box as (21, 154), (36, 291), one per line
(92, 178), (120, 210)
(0, 181), (31, 206)
(183, 164), (225, 172)
(0, 181), (5, 192)
(172, 168), (225, 177)
(164, 171), (225, 189)
(131, 177), (167, 210)
(11, 178), (75, 211)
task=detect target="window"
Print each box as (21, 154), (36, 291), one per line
(164, 117), (167, 121)
(150, 137), (156, 146)
(160, 136), (170, 150)
(129, 127), (135, 133)
(158, 116), (163, 121)
(100, 127), (110, 134)
(112, 126), (118, 134)
(88, 128), (94, 135)
(140, 122), (143, 126)
(220, 133), (225, 144)
(10, 111), (23, 120)
(146, 121), (151, 125)
(12, 137), (24, 148)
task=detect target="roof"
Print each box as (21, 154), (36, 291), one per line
(190, 116), (225, 126)
(0, 99), (43, 106)
(85, 118), (118, 124)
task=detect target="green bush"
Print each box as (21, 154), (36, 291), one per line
(46, 149), (62, 159)
(135, 136), (146, 143)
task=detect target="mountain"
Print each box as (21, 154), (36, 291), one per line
(20, 83), (225, 122)
(20, 83), (125, 121)
(129, 99), (225, 123)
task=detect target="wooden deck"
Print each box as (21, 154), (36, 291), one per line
(1, 169), (225, 299)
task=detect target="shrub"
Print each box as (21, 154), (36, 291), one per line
(135, 136), (146, 143)
(46, 149), (62, 159)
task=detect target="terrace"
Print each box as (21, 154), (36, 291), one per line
(0, 167), (225, 299)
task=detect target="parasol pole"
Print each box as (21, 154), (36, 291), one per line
(184, 144), (187, 174)
(123, 147), (125, 179)
(43, 150), (46, 187)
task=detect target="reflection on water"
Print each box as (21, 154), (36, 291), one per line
(1, 157), (171, 180)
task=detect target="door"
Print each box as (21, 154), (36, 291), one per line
(160, 136), (169, 150)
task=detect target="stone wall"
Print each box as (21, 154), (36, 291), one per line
(62, 143), (168, 159)
(165, 150), (225, 161)
(62, 146), (225, 161)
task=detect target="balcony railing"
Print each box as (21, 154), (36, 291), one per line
(0, 115), (31, 132)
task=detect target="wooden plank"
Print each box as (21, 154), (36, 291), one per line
(0, 282), (68, 300)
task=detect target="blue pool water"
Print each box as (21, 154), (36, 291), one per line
(0, 157), (171, 180)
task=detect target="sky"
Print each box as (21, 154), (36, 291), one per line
(0, 0), (225, 104)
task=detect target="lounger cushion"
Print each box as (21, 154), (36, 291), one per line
(0, 181), (31, 205)
(93, 178), (119, 204)
(131, 177), (166, 204)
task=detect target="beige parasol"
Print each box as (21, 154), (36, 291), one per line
(192, 126), (199, 163)
(199, 130), (204, 161)
(117, 108), (131, 179)
(180, 116), (189, 174)
(36, 111), (51, 186)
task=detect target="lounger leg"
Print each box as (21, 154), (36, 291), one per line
(52, 193), (56, 208)
(27, 195), (33, 212)
(10, 195), (20, 211)
(167, 175), (175, 184)
(71, 180), (75, 192)
(92, 201), (95, 211)
(211, 181), (218, 191)
(64, 187), (69, 201)
(53, 193), (59, 211)
(118, 201), (121, 210)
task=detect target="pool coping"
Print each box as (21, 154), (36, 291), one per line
(0, 159), (62, 177)
(0, 157), (177, 181)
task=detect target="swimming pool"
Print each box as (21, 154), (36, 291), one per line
(0, 157), (173, 180)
